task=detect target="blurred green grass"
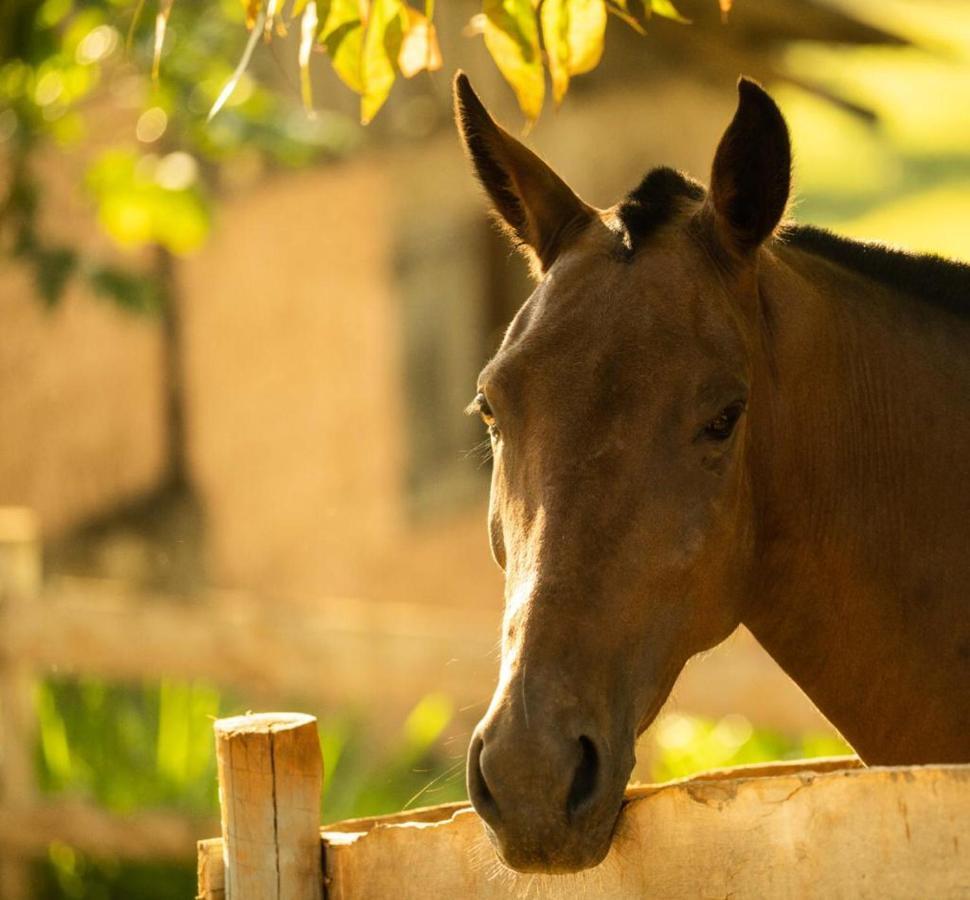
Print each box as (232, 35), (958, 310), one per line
(31, 676), (470, 898)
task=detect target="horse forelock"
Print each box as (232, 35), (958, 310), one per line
(615, 167), (706, 256)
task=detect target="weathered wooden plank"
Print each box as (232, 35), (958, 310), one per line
(196, 838), (225, 899)
(2, 577), (498, 720)
(215, 713), (323, 900)
(318, 763), (970, 900)
(0, 800), (214, 860)
(1, 576), (829, 736)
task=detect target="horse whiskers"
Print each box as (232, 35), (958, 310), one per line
(465, 818), (634, 899)
(402, 759), (465, 810)
(463, 438), (493, 469)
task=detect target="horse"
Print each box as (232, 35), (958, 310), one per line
(452, 72), (970, 874)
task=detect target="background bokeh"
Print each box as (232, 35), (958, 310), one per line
(2, 1), (968, 896)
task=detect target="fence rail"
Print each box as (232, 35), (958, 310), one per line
(0, 801), (210, 861)
(197, 714), (970, 899)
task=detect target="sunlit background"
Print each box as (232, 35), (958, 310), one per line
(2, 0), (968, 896)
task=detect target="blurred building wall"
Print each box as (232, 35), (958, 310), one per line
(179, 158), (406, 600)
(0, 251), (167, 534)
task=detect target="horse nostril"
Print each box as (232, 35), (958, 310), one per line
(566, 735), (600, 820)
(467, 735), (501, 827)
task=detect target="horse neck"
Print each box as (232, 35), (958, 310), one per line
(741, 243), (970, 765)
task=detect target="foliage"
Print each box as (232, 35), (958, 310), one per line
(35, 676), (222, 813)
(35, 675), (466, 820)
(0, 0), (358, 308)
(154, 0), (699, 126)
(33, 674), (467, 895)
(33, 849), (196, 900)
(0, 0), (713, 313)
(648, 712), (852, 783)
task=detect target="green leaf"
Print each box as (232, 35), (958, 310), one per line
(319, 0), (365, 94)
(483, 0), (544, 122)
(360, 0), (405, 124)
(541, 0), (607, 105)
(88, 266), (162, 315)
(318, 0), (356, 40)
(650, 0), (689, 24)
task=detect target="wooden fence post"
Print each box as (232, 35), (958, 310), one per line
(0, 507), (42, 900)
(210, 713), (323, 900)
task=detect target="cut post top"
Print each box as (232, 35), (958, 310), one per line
(214, 711), (317, 736)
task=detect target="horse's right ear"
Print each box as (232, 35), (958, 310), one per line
(454, 72), (595, 277)
(706, 78), (791, 259)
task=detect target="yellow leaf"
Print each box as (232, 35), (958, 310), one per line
(651, 0), (689, 24)
(329, 25), (364, 93)
(320, 0), (365, 93)
(483, 0), (544, 121)
(319, 0), (359, 41)
(299, 0), (319, 111)
(398, 7), (442, 78)
(541, 0), (606, 106)
(567, 0), (606, 76)
(361, 0), (405, 124)
(541, 0), (569, 104)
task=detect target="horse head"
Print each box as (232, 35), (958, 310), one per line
(456, 73), (791, 873)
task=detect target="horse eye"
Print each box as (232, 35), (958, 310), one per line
(470, 392), (496, 427)
(703, 401), (745, 441)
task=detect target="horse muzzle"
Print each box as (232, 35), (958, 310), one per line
(466, 695), (632, 873)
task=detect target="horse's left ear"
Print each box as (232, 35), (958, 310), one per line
(454, 72), (595, 276)
(707, 78), (791, 257)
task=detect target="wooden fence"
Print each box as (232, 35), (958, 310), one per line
(0, 506), (837, 897)
(197, 713), (970, 899)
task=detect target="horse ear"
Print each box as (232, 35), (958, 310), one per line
(707, 77), (791, 257)
(454, 72), (595, 276)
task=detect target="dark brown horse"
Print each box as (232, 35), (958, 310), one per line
(453, 73), (970, 874)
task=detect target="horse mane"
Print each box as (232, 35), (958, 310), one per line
(781, 225), (970, 319)
(618, 167), (970, 318)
